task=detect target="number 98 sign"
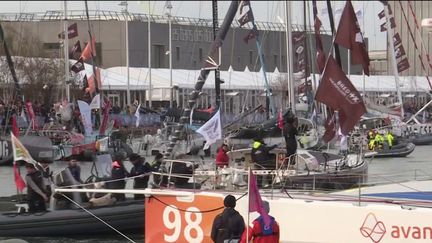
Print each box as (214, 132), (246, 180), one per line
(145, 194), (224, 243)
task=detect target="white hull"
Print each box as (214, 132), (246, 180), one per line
(144, 188), (432, 243)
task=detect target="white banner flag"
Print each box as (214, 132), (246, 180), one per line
(90, 94), (101, 109)
(196, 109), (222, 150)
(77, 100), (93, 136)
(135, 104), (141, 127)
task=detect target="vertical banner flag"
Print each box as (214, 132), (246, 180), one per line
(11, 133), (37, 165)
(196, 109), (222, 149)
(13, 162), (26, 192)
(25, 101), (37, 130)
(77, 100), (93, 136)
(99, 98), (111, 135)
(58, 23), (78, 39)
(248, 168), (271, 227)
(11, 115), (19, 137)
(135, 104), (141, 127)
(90, 94), (101, 109)
(335, 1), (370, 76)
(80, 37), (96, 61)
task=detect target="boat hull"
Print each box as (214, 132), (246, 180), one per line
(0, 135), (54, 166)
(0, 200), (144, 237)
(364, 142), (415, 158)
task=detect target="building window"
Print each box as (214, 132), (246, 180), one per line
(249, 50), (253, 65)
(152, 44), (167, 68)
(176, 46), (180, 62)
(199, 48), (203, 62)
(43, 43), (61, 50)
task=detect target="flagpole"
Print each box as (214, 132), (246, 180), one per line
(63, 1), (70, 102)
(285, 1), (295, 114)
(148, 2), (152, 108)
(246, 167), (251, 242)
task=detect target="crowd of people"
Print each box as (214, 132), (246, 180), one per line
(367, 129), (394, 151)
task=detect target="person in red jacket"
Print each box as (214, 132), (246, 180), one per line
(215, 144), (230, 168)
(240, 201), (280, 243)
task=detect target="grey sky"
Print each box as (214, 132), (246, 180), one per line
(1, 1), (386, 51)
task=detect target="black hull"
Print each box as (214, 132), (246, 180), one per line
(364, 143), (415, 158)
(410, 134), (432, 146)
(0, 135), (54, 166)
(0, 200), (144, 237)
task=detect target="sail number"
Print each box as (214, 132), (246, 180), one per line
(162, 205), (204, 243)
(0, 141), (8, 159)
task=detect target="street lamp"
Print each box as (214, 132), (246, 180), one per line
(119, 1), (130, 107)
(165, 1), (173, 107)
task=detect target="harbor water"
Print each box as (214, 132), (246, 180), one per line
(0, 146), (431, 242)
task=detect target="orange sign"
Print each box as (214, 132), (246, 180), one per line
(145, 194), (224, 243)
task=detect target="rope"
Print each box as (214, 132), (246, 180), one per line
(149, 191), (248, 213)
(397, 1), (432, 89)
(60, 193), (136, 243)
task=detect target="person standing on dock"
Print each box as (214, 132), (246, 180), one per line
(108, 153), (129, 201)
(211, 194), (245, 243)
(282, 109), (298, 165)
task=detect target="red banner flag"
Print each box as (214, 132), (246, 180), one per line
(335, 1), (370, 76)
(322, 111), (337, 143)
(395, 45), (406, 59)
(380, 17), (396, 32)
(393, 33), (402, 46)
(99, 98), (111, 135)
(25, 102), (37, 130)
(314, 15), (326, 74)
(80, 37), (96, 61)
(11, 115), (19, 137)
(58, 23), (78, 39)
(69, 40), (81, 59)
(71, 57), (85, 74)
(277, 111), (284, 129)
(315, 56), (366, 135)
(397, 58), (410, 73)
(13, 162), (26, 192)
(248, 168), (271, 227)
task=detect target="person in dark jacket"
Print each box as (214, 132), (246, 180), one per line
(40, 160), (53, 198)
(67, 159), (83, 184)
(107, 153), (129, 201)
(282, 110), (298, 165)
(211, 194), (245, 243)
(25, 163), (48, 212)
(129, 153), (152, 199)
(251, 138), (277, 169)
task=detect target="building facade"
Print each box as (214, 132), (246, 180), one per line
(0, 10), (360, 74)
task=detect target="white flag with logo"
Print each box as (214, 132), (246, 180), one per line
(90, 94), (101, 109)
(196, 109), (222, 150)
(77, 100), (93, 136)
(135, 104), (141, 127)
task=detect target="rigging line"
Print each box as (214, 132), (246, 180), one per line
(60, 193), (136, 243)
(397, 1), (432, 89)
(407, 0), (432, 73)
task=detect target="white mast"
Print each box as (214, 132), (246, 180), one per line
(165, 1), (173, 107)
(285, 1), (295, 113)
(63, 1), (70, 102)
(148, 1), (152, 108)
(384, 5), (404, 118)
(120, 1), (130, 107)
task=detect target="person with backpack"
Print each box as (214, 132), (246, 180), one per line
(211, 195), (245, 243)
(240, 201), (280, 243)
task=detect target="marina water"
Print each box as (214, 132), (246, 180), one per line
(1, 146), (432, 242)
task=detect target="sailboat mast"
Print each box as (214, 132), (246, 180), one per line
(148, 2), (152, 108)
(383, 3), (404, 118)
(123, 1), (130, 107)
(166, 1), (173, 108)
(212, 0), (221, 109)
(63, 1), (70, 102)
(326, 0), (342, 67)
(285, 1), (295, 113)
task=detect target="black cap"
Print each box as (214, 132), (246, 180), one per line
(224, 195), (236, 208)
(129, 153), (141, 162)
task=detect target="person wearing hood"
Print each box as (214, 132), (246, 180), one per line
(211, 195), (245, 243)
(240, 201), (280, 243)
(128, 153), (152, 199)
(107, 153), (129, 201)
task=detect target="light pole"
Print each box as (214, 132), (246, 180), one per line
(119, 1), (130, 107)
(165, 1), (173, 108)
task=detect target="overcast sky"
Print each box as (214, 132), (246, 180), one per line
(1, 1), (387, 51)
